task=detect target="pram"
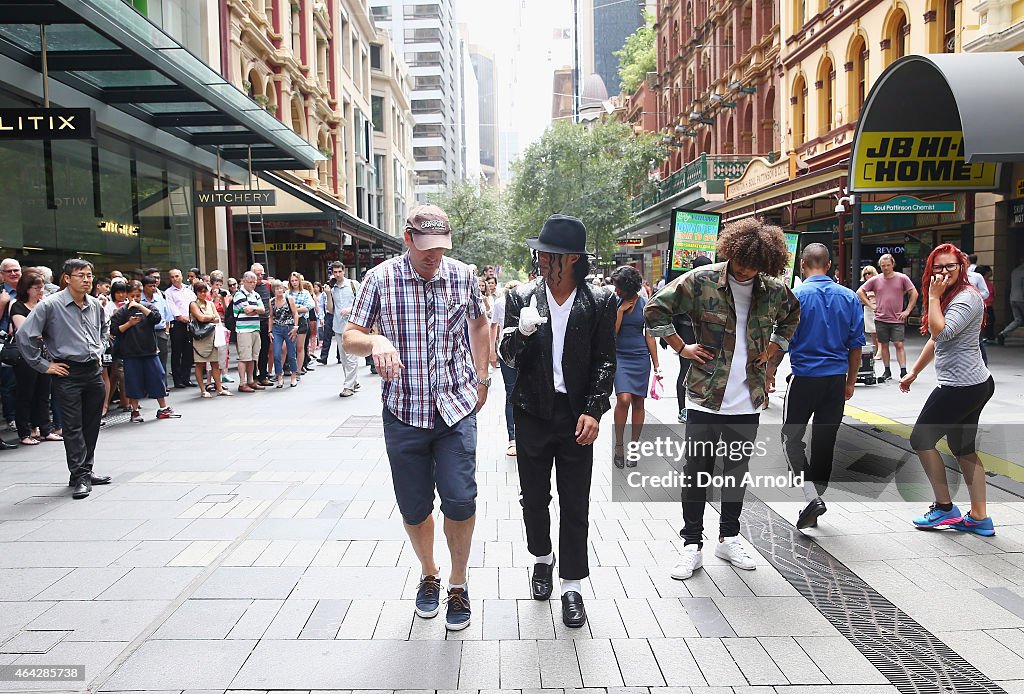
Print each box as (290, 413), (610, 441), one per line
(856, 343), (877, 385)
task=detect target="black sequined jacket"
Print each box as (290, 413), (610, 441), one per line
(498, 279), (617, 420)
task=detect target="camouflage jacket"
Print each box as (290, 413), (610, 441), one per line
(644, 261), (800, 412)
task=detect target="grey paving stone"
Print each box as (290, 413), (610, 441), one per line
(299, 599), (350, 640)
(0, 541), (135, 567)
(226, 600), (284, 640)
(110, 540), (194, 567)
(11, 639), (126, 689)
(757, 637), (829, 684)
(372, 600), (414, 640)
(458, 640), (500, 689)
(0, 568), (70, 601)
(615, 599), (663, 638)
(0, 629), (70, 654)
(249, 518), (340, 541)
(647, 638), (706, 687)
(499, 639), (541, 689)
(98, 567), (202, 601)
(104, 639), (256, 690)
(336, 600), (382, 639)
(712, 597), (837, 637)
(482, 599), (519, 640)
(648, 598), (699, 638)
(193, 567), (304, 599)
(175, 519), (255, 541)
(772, 687), (900, 693)
(574, 638), (625, 687)
(290, 567), (409, 599)
(231, 640), (462, 689)
(677, 598), (736, 638)
(155, 599), (251, 639)
(685, 638), (748, 686)
(32, 567), (131, 601)
(517, 599), (555, 640)
(937, 629), (1024, 681)
(795, 636), (890, 685)
(977, 586), (1024, 620)
(330, 519), (411, 541)
(19, 519), (146, 542)
(26, 600), (167, 641)
(723, 637), (788, 685)
(611, 639), (665, 687)
(584, 599), (628, 639)
(537, 638), (583, 688)
(263, 599), (318, 639)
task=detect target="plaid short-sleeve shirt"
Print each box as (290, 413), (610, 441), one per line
(348, 253), (486, 429)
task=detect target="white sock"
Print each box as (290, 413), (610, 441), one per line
(561, 579), (582, 595)
(449, 582), (467, 592)
(535, 552), (554, 565)
(420, 572), (439, 581)
(802, 484), (819, 503)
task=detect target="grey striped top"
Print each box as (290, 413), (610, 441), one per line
(933, 288), (990, 387)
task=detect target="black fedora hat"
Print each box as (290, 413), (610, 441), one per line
(526, 215), (589, 255)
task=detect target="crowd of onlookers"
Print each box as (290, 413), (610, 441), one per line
(0, 257), (351, 444)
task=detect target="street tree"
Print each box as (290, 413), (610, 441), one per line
(507, 119), (664, 268)
(615, 12), (656, 95)
(427, 180), (517, 271)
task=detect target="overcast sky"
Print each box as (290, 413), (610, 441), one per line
(456, 0), (575, 159)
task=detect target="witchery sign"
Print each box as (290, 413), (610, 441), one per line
(194, 190), (277, 207)
(0, 108), (95, 140)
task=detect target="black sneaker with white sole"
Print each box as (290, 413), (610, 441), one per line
(414, 575), (441, 618)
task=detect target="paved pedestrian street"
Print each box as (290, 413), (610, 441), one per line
(0, 347), (1023, 694)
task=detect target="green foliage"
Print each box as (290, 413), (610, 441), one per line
(427, 181), (517, 270)
(507, 119), (665, 268)
(615, 12), (656, 95)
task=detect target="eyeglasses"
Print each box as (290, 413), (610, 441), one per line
(69, 273), (94, 280)
(931, 263), (960, 273)
(2, 269), (20, 274)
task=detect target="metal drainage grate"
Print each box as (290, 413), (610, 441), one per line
(328, 415), (383, 438)
(739, 499), (1007, 694)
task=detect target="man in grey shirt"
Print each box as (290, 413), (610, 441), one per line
(17, 259), (112, 499)
(997, 256), (1024, 345)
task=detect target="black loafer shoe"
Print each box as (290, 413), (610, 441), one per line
(72, 481), (92, 499)
(561, 591), (587, 628)
(531, 560), (554, 601)
(0, 439), (17, 450)
(69, 474), (112, 487)
(797, 498), (827, 529)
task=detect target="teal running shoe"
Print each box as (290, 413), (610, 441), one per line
(952, 513), (995, 537)
(912, 503), (962, 529)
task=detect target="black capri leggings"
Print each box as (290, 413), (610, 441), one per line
(910, 376), (994, 456)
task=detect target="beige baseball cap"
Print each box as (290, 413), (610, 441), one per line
(405, 204), (452, 251)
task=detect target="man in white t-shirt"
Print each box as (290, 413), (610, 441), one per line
(325, 261), (361, 397)
(645, 218), (801, 582)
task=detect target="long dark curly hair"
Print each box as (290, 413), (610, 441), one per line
(715, 217), (790, 277)
(531, 250), (591, 287)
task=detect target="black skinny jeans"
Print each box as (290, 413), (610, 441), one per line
(14, 359), (51, 438)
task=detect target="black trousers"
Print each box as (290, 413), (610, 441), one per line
(168, 322), (193, 387)
(51, 361), (105, 483)
(319, 314), (337, 360)
(257, 320), (270, 379)
(675, 322), (696, 410)
(155, 331), (170, 387)
(514, 395), (593, 580)
(680, 410), (760, 547)
(14, 359), (51, 439)
(782, 374), (846, 496)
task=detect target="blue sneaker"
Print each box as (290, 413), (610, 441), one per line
(677, 409), (687, 424)
(912, 503), (962, 529)
(445, 586), (471, 631)
(952, 513), (996, 537)
(414, 575), (441, 618)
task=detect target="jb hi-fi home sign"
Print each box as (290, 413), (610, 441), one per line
(0, 109), (95, 140)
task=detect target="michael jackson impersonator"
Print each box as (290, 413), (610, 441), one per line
(498, 214), (617, 628)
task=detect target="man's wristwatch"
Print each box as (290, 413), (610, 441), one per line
(479, 377), (491, 388)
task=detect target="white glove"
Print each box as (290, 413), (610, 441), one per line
(518, 295), (548, 336)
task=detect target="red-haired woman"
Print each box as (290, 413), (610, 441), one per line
(900, 244), (995, 536)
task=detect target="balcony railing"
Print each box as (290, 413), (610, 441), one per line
(631, 153), (776, 215)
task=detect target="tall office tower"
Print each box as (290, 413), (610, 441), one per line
(469, 45), (499, 187)
(459, 29), (482, 185)
(591, 0), (644, 96)
(370, 0), (463, 199)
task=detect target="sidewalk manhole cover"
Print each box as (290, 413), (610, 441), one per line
(329, 416), (383, 438)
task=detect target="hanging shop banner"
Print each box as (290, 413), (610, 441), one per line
(860, 195), (956, 214)
(850, 131), (1000, 193)
(0, 108), (95, 140)
(783, 232), (800, 288)
(670, 208), (721, 271)
(194, 190), (277, 206)
(617, 238), (643, 246)
(252, 242), (326, 252)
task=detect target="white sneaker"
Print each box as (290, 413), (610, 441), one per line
(670, 545), (703, 580)
(714, 537), (756, 570)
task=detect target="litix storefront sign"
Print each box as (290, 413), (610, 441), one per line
(851, 132), (1000, 192)
(194, 190), (277, 206)
(0, 108), (95, 140)
(861, 195), (956, 214)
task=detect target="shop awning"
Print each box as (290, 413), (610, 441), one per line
(0, 0), (322, 171)
(850, 53), (1024, 192)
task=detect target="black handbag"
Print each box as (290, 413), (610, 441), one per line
(1, 304), (21, 366)
(296, 314), (309, 334)
(189, 320), (215, 339)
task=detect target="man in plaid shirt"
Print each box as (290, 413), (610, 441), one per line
(343, 204), (491, 632)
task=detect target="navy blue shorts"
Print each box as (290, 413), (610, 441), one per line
(122, 355), (167, 400)
(382, 407), (478, 525)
